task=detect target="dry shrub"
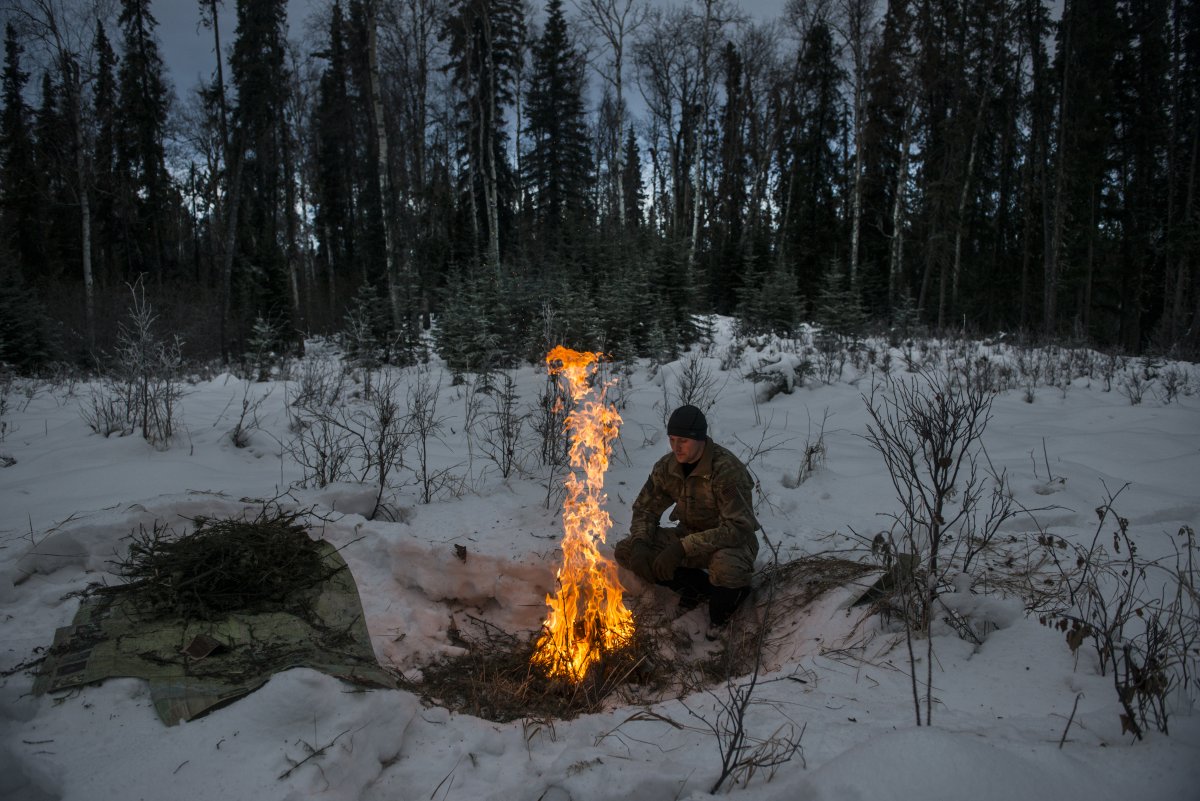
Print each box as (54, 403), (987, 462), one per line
(692, 557), (876, 684)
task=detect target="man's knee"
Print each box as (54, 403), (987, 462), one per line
(706, 547), (756, 589)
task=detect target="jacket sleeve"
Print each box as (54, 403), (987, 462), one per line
(629, 462), (674, 541)
(682, 468), (758, 554)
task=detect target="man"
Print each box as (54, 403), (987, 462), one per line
(614, 404), (759, 638)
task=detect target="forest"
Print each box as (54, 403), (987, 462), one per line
(1, 0), (1198, 373)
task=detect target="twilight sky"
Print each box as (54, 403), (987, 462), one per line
(155, 0), (794, 96)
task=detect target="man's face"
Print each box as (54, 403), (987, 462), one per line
(669, 435), (705, 465)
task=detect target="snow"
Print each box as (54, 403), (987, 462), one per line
(2, 324), (1199, 801)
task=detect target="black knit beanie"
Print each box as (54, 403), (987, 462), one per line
(667, 405), (707, 441)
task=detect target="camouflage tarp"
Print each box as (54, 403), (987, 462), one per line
(32, 541), (396, 725)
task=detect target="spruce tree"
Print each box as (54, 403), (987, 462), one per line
(710, 41), (749, 315)
(116, 0), (172, 279)
(341, 281), (390, 370)
(441, 0), (525, 273)
(620, 126), (644, 230)
(1016, 0), (1055, 334)
(523, 0), (592, 257)
(92, 21), (118, 288)
(734, 259), (803, 338)
(313, 2), (358, 307)
(0, 272), (59, 371)
(1109, 0), (1170, 350)
(1162, 0), (1200, 349)
(776, 20), (845, 301)
(0, 23), (43, 283)
(1045, 0), (1121, 338)
(229, 0), (294, 347)
(860, 0), (915, 317)
(815, 264), (867, 342)
(34, 71), (73, 283)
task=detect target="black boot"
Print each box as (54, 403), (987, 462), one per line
(660, 567), (714, 614)
(706, 585), (751, 639)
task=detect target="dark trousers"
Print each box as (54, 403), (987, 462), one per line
(614, 533), (750, 625)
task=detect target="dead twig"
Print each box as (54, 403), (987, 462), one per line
(1059, 692), (1083, 749)
(277, 727), (353, 780)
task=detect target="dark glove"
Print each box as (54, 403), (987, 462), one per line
(652, 538), (685, 581)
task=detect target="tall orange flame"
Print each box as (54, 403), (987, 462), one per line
(532, 346), (635, 681)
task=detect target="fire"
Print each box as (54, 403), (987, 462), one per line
(532, 346), (635, 681)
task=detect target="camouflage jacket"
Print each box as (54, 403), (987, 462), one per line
(630, 440), (760, 558)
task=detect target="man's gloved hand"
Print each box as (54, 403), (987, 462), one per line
(652, 538), (685, 581)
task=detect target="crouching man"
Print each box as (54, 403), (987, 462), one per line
(613, 404), (759, 638)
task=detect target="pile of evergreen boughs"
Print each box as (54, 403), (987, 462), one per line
(101, 507), (338, 621)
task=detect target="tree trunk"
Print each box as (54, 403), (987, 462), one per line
(889, 106), (913, 309)
(482, 12), (501, 273)
(1045, 0), (1073, 338)
(952, 81), (990, 318)
(203, 0), (239, 362)
(66, 58), (94, 353)
(367, 2), (400, 326)
(220, 144), (244, 360)
(281, 71), (302, 322)
(1168, 100), (1197, 342)
(842, 0), (872, 285)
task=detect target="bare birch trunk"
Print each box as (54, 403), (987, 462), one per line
(481, 11), (501, 273)
(367, 3), (400, 328)
(841, 0), (872, 285)
(1045, 2), (1072, 338)
(68, 63), (94, 353)
(282, 108), (302, 321)
(615, 71), (626, 226)
(890, 112), (912, 310)
(952, 105), (985, 316)
(323, 221), (337, 314)
(221, 147), (244, 358)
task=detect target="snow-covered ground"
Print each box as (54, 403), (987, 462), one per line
(2, 323), (1199, 801)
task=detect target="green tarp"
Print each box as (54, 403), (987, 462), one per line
(32, 541), (397, 725)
